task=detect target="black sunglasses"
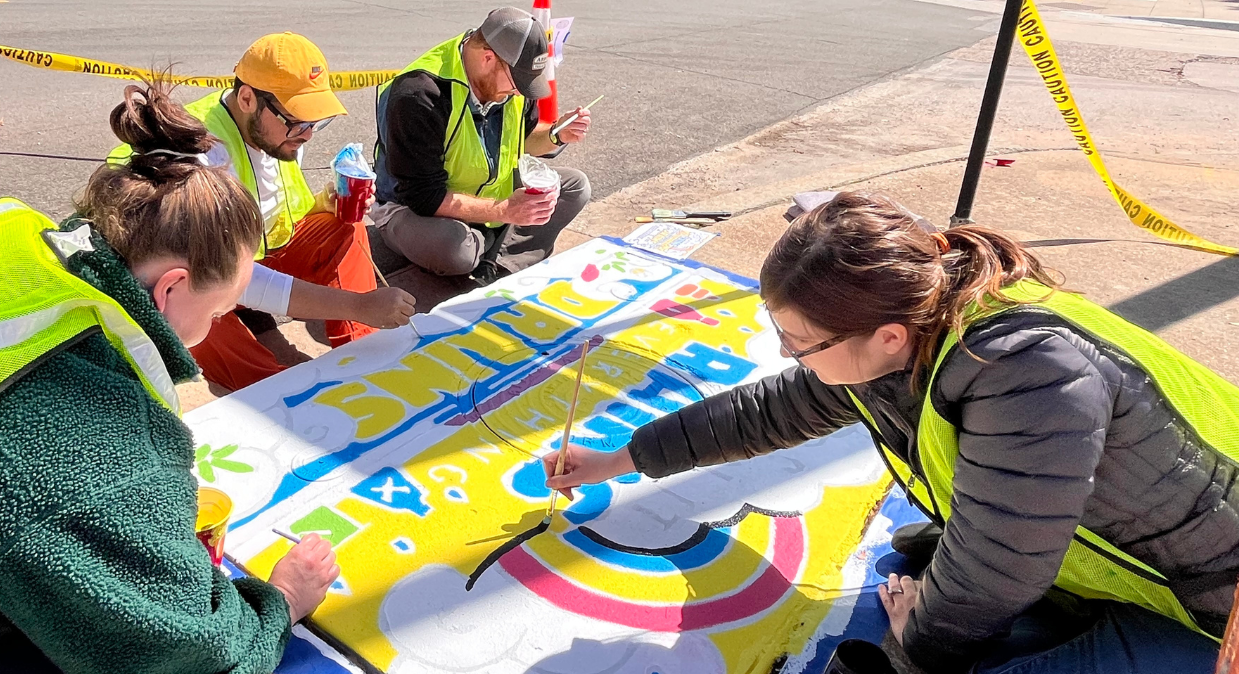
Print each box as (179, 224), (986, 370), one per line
(767, 311), (853, 360)
(254, 90), (335, 138)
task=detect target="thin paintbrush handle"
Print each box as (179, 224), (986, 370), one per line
(549, 94), (605, 136)
(364, 245), (390, 287)
(548, 340), (591, 517)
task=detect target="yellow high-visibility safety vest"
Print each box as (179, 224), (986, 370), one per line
(377, 33), (526, 228)
(107, 91), (316, 259)
(848, 279), (1239, 639)
(0, 198), (179, 414)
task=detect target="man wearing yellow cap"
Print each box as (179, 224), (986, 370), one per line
(168, 33), (416, 390)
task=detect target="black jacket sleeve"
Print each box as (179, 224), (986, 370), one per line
(902, 325), (1112, 672)
(628, 366), (861, 478)
(382, 72), (452, 217)
(524, 97), (540, 137)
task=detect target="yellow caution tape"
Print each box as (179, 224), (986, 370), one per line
(0, 45), (398, 92)
(1017, 0), (1236, 255)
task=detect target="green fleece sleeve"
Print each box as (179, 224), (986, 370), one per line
(0, 341), (292, 674)
(0, 470), (292, 674)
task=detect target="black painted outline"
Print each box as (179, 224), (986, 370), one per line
(577, 503), (804, 557)
(465, 517), (550, 591)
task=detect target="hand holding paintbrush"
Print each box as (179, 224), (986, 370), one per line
(546, 340), (591, 516)
(549, 94), (603, 145)
(464, 340), (594, 591)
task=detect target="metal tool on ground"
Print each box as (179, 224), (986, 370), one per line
(550, 94), (604, 137)
(464, 339), (592, 591)
(651, 209), (732, 221)
(635, 216), (716, 227)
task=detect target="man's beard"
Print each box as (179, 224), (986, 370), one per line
(247, 115), (300, 162)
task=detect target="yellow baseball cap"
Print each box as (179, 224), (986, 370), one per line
(234, 32), (347, 122)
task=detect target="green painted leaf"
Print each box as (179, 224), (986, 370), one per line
(212, 444), (239, 459)
(594, 249), (607, 254)
(194, 444), (210, 461)
(197, 460), (216, 483)
(291, 506), (360, 547)
(212, 459), (254, 474)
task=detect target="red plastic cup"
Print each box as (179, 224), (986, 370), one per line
(335, 172), (375, 224)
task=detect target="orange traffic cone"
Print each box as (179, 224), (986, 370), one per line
(532, 0), (559, 124)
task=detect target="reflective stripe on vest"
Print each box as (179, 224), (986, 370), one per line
(106, 91), (316, 258)
(378, 34), (526, 228)
(851, 279), (1239, 638)
(0, 198), (180, 414)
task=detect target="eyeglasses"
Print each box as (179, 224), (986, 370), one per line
(255, 91), (335, 138)
(491, 57), (518, 97)
(766, 309), (854, 360)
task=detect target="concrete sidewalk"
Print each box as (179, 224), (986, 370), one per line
(1047, 0), (1239, 23)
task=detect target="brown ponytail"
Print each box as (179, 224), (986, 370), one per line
(760, 191), (1063, 388)
(76, 77), (262, 288)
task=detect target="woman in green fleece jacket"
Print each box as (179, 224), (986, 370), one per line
(0, 80), (339, 673)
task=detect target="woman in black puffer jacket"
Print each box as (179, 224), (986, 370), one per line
(543, 192), (1237, 673)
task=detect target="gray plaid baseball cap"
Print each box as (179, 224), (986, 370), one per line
(479, 7), (551, 99)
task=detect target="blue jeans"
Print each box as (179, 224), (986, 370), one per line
(974, 602), (1219, 674)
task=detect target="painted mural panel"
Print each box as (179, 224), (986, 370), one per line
(186, 239), (897, 674)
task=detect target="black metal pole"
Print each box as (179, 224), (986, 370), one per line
(950, 0), (1024, 227)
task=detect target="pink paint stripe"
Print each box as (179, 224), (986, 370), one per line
(499, 517), (805, 632)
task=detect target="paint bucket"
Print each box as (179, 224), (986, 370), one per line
(824, 639), (897, 674)
(195, 487), (233, 566)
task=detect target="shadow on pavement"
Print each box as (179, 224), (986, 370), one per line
(1107, 255), (1239, 332)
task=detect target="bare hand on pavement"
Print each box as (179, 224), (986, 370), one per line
(501, 186), (559, 226)
(542, 444), (636, 500)
(268, 533), (340, 623)
(355, 287), (417, 329)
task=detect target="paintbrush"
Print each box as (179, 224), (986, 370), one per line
(550, 94), (605, 137)
(272, 528), (302, 544)
(362, 243), (390, 288)
(465, 340), (592, 591)
(547, 339), (591, 519)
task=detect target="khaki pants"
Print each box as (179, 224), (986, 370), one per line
(373, 168), (591, 277)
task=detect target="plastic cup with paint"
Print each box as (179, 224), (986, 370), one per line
(523, 171), (560, 195)
(331, 143), (377, 224)
(519, 154), (561, 195)
(195, 487), (233, 567)
(335, 171), (374, 224)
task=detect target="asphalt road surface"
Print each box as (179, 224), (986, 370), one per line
(1, 0), (988, 220)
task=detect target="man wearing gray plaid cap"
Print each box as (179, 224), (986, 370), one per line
(372, 7), (592, 285)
